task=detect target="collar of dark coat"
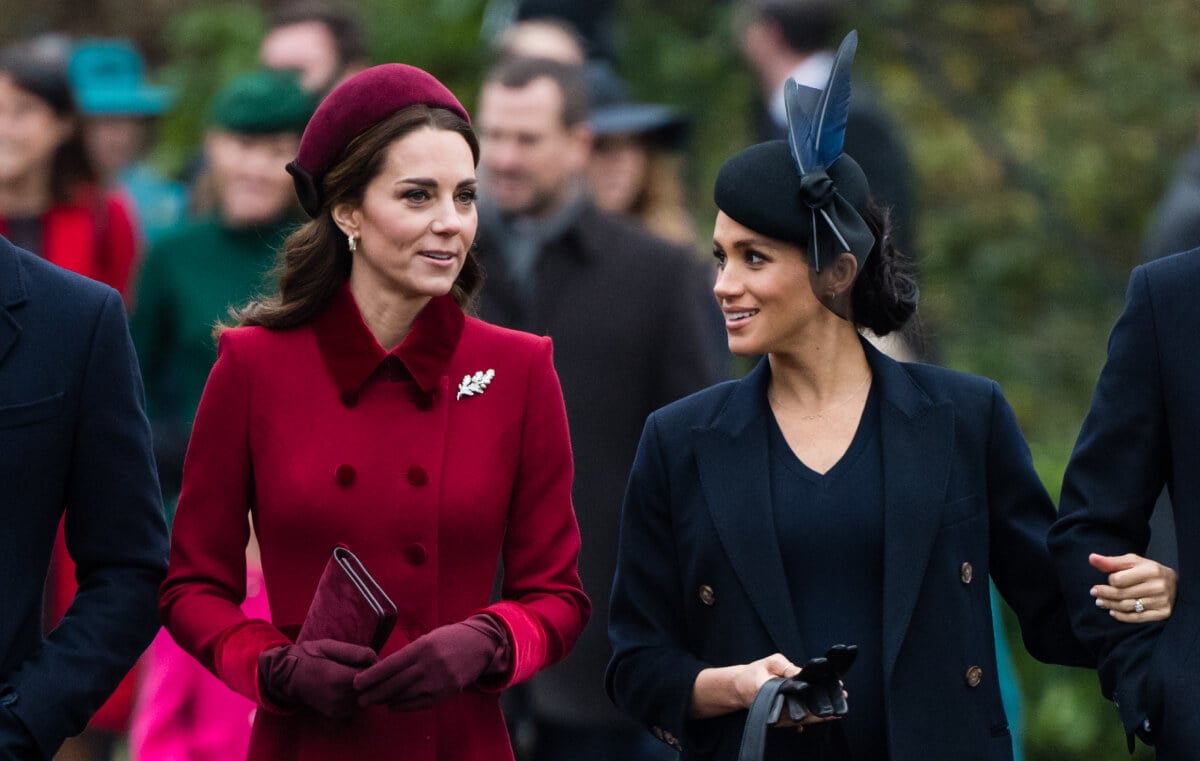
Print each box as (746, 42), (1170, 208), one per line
(477, 198), (604, 268)
(703, 338), (932, 438)
(0, 240), (27, 366)
(311, 283), (464, 395)
(0, 238), (28, 307)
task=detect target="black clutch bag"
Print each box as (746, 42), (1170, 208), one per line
(296, 545), (398, 653)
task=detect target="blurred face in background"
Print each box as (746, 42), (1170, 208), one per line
(588, 132), (649, 214)
(83, 115), (148, 183)
(477, 76), (591, 218)
(204, 129), (299, 227)
(259, 21), (342, 95)
(0, 74), (73, 190)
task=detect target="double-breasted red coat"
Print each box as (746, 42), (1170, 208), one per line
(160, 285), (590, 760)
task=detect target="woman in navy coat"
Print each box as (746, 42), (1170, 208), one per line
(606, 35), (1171, 761)
(160, 65), (588, 760)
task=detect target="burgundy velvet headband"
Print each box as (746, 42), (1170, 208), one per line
(287, 63), (469, 217)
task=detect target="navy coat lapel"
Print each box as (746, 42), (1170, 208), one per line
(0, 242), (25, 367)
(692, 359), (808, 661)
(867, 345), (956, 678)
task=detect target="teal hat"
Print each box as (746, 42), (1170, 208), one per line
(207, 70), (313, 135)
(69, 39), (175, 116)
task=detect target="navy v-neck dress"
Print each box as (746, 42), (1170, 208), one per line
(768, 384), (888, 760)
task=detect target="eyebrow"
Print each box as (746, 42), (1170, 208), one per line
(397, 177), (478, 188)
(714, 237), (770, 250)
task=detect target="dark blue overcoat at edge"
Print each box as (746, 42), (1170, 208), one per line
(0, 237), (167, 758)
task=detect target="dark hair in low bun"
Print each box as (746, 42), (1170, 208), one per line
(850, 198), (918, 336)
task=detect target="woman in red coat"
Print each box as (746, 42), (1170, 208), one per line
(0, 49), (138, 298)
(159, 64), (590, 760)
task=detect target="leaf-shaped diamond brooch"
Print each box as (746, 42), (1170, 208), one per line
(456, 369), (495, 400)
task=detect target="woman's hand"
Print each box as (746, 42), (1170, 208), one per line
(690, 653), (843, 729)
(691, 653), (798, 719)
(258, 639), (378, 719)
(1089, 553), (1178, 622)
(354, 615), (507, 711)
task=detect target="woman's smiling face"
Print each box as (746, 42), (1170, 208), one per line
(711, 210), (827, 356)
(337, 126), (478, 306)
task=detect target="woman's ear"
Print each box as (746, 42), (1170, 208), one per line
(826, 251), (859, 297)
(816, 251), (859, 320)
(330, 202), (359, 239)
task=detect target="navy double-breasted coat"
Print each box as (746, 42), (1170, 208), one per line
(608, 343), (1091, 761)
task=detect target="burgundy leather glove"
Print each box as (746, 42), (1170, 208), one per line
(353, 614), (511, 711)
(258, 639), (378, 719)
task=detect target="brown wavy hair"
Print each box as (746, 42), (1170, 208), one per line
(230, 105), (482, 330)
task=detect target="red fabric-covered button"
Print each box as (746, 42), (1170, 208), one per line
(334, 464), (356, 486)
(414, 392), (435, 411)
(340, 390), (358, 408)
(406, 466), (428, 486)
(404, 543), (427, 565)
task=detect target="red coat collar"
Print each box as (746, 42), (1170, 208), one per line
(312, 284), (464, 395)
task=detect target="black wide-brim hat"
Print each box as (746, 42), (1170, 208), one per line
(591, 103), (688, 148)
(586, 59), (689, 149)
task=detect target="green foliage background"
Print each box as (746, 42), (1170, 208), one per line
(8, 1), (1200, 758)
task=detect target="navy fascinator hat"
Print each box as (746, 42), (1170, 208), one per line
(714, 31), (874, 271)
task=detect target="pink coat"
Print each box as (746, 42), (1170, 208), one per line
(131, 564), (269, 761)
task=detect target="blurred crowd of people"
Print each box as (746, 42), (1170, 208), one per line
(4, 0), (1196, 760)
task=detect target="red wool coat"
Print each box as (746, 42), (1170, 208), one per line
(160, 287), (590, 760)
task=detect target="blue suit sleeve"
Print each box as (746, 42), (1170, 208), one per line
(984, 380), (1091, 668)
(1049, 265), (1167, 742)
(606, 413), (709, 750)
(3, 290), (168, 756)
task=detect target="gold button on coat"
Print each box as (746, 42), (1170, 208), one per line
(960, 562), (974, 584)
(965, 665), (983, 687)
(698, 585), (715, 606)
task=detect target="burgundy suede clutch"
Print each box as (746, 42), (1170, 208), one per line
(297, 545), (398, 653)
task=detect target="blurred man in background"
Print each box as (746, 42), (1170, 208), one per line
(258, 0), (368, 98)
(474, 55), (720, 761)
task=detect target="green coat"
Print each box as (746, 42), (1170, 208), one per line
(131, 215), (295, 509)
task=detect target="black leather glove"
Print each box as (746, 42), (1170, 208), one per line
(258, 639), (378, 719)
(770, 644), (857, 724)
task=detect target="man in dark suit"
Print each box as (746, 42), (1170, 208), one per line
(474, 56), (721, 760)
(0, 236), (168, 758)
(1050, 248), (1200, 759)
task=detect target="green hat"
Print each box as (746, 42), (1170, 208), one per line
(207, 70), (313, 135)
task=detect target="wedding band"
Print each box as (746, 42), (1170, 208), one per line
(1134, 599), (1145, 614)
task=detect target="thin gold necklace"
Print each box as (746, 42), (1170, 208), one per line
(769, 373), (872, 421)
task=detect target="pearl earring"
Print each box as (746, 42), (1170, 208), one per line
(348, 234), (358, 253)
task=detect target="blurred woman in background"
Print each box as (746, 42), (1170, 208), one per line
(586, 61), (694, 249)
(0, 46), (138, 298)
(127, 69), (311, 761)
